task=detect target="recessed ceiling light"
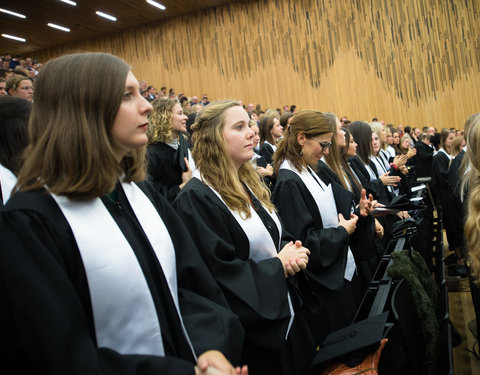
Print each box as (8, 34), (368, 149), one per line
(96, 11), (117, 21)
(146, 0), (166, 10)
(0, 8), (26, 18)
(2, 34), (26, 42)
(48, 23), (71, 32)
(59, 0), (77, 5)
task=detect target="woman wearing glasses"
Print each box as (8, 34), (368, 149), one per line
(271, 110), (360, 345)
(316, 113), (383, 289)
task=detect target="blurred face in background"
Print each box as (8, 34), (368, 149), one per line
(392, 132), (400, 145)
(346, 135), (357, 157)
(371, 132), (380, 155)
(335, 117), (346, 147)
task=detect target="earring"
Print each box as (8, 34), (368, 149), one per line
(300, 147), (304, 156)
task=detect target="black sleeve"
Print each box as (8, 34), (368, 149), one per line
(0, 210), (195, 375)
(173, 184), (291, 350)
(147, 147), (182, 202)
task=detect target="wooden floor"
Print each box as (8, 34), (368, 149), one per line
(445, 236), (480, 375)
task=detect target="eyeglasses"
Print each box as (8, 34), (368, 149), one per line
(311, 137), (332, 152)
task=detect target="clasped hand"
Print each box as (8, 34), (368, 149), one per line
(277, 240), (310, 277)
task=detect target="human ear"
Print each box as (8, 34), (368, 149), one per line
(297, 132), (306, 146)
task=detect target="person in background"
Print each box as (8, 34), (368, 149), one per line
(6, 74), (33, 102)
(146, 98), (194, 202)
(0, 96), (30, 205)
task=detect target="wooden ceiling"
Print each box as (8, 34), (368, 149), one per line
(0, 0), (239, 57)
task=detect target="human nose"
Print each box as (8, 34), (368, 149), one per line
(141, 98), (153, 114)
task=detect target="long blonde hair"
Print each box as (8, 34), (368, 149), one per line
(147, 97), (179, 143)
(15, 53), (146, 200)
(192, 100), (274, 217)
(463, 114), (480, 282)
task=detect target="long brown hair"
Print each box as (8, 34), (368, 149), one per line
(340, 127), (363, 193)
(192, 100), (274, 217)
(273, 110), (333, 175)
(15, 52), (146, 200)
(323, 112), (350, 190)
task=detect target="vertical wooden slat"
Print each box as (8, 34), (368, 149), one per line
(33, 0), (480, 129)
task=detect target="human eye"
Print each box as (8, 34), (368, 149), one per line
(123, 92), (132, 101)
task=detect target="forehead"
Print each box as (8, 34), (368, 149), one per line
(315, 132), (333, 141)
(224, 105), (249, 124)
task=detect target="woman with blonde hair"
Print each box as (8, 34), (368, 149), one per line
(271, 110), (361, 345)
(173, 100), (315, 375)
(6, 74), (33, 102)
(0, 52), (246, 375)
(147, 97), (193, 202)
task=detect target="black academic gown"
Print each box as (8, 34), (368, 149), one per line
(257, 142), (275, 190)
(0, 181), (244, 375)
(271, 169), (359, 344)
(147, 136), (190, 202)
(316, 161), (381, 287)
(173, 178), (316, 375)
(432, 150), (459, 249)
(348, 156), (396, 246)
(414, 141), (434, 179)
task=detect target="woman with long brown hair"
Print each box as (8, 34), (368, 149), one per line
(0, 53), (245, 375)
(271, 110), (361, 345)
(173, 100), (315, 375)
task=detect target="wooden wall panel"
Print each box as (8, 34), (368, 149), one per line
(33, 0), (480, 129)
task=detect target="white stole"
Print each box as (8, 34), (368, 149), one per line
(438, 148), (452, 161)
(51, 182), (195, 358)
(0, 163), (17, 204)
(193, 170), (294, 338)
(280, 161), (356, 281)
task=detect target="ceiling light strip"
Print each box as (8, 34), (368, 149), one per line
(2, 34), (26, 42)
(0, 8), (26, 18)
(60, 0), (77, 5)
(146, 0), (166, 10)
(96, 11), (117, 21)
(48, 23), (71, 32)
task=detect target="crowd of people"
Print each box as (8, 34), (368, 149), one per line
(1, 51), (479, 375)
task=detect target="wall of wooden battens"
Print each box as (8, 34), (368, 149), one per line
(33, 0), (480, 129)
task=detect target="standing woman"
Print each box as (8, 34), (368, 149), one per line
(271, 110), (360, 344)
(433, 129), (463, 267)
(147, 98), (193, 202)
(258, 115), (283, 167)
(173, 101), (315, 375)
(0, 53), (245, 375)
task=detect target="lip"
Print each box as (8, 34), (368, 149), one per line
(138, 123), (148, 130)
(245, 144), (253, 149)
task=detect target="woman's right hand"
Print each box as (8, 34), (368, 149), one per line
(277, 240), (310, 277)
(379, 171), (401, 186)
(179, 157), (193, 189)
(338, 213), (358, 235)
